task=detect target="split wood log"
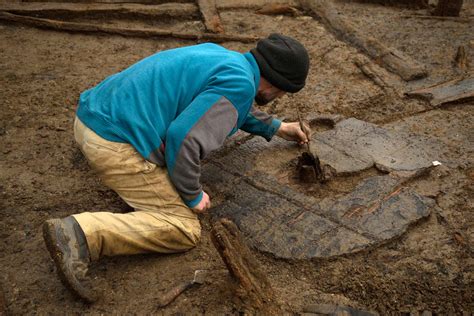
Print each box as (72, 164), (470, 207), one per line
(0, 284), (6, 316)
(453, 46), (469, 72)
(197, 0), (224, 34)
(210, 219), (283, 314)
(354, 57), (391, 91)
(433, 0), (463, 17)
(405, 77), (474, 106)
(0, 11), (259, 43)
(354, 57), (404, 97)
(0, 2), (200, 20)
(22, 0), (191, 4)
(22, 0), (301, 9)
(216, 0), (300, 10)
(400, 14), (472, 23)
(300, 0), (428, 81)
(256, 3), (300, 16)
(345, 0), (428, 9)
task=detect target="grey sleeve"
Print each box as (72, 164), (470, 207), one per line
(249, 106), (274, 125)
(165, 96), (238, 207)
(240, 106), (282, 141)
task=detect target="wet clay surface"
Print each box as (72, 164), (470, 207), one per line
(1, 0), (473, 314)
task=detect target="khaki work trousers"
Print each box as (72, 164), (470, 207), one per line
(73, 117), (201, 261)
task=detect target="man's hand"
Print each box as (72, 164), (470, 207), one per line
(192, 191), (211, 213)
(276, 121), (311, 145)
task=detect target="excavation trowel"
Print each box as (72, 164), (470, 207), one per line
(296, 108), (324, 183)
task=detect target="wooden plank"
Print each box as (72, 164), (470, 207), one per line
(405, 77), (474, 106)
(197, 0), (224, 33)
(0, 2), (199, 19)
(300, 0), (428, 81)
(0, 11), (259, 43)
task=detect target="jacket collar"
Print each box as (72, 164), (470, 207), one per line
(243, 52), (260, 96)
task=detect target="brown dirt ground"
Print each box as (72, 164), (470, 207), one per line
(0, 0), (473, 314)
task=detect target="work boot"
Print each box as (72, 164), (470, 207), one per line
(43, 216), (99, 303)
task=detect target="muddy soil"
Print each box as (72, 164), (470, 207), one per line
(0, 0), (473, 314)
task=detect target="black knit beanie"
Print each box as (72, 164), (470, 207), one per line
(250, 33), (309, 93)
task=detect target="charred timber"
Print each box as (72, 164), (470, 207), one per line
(433, 0), (463, 17)
(300, 0), (428, 81)
(0, 3), (200, 20)
(22, 0), (192, 3)
(0, 12), (259, 43)
(343, 0), (428, 9)
(405, 77), (474, 106)
(197, 0), (224, 33)
(0, 283), (6, 316)
(210, 219), (283, 314)
(217, 0), (300, 10)
(400, 14), (471, 23)
(20, 0), (301, 9)
(256, 3), (300, 16)
(453, 46), (469, 72)
(354, 57), (391, 91)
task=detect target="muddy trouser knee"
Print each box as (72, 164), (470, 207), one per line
(72, 117), (201, 261)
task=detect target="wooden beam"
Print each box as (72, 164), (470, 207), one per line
(400, 14), (472, 23)
(0, 284), (6, 316)
(405, 77), (474, 106)
(0, 11), (259, 43)
(354, 57), (393, 92)
(300, 0), (428, 81)
(256, 3), (300, 16)
(22, 0), (192, 3)
(0, 2), (200, 19)
(20, 0), (301, 9)
(433, 0), (463, 17)
(216, 0), (300, 10)
(197, 0), (224, 34)
(211, 219), (283, 314)
(453, 46), (469, 72)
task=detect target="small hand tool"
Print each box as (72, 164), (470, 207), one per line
(296, 106), (324, 183)
(156, 269), (208, 308)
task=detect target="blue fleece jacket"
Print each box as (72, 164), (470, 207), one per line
(77, 43), (281, 207)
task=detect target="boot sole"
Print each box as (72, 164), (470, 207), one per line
(43, 219), (99, 303)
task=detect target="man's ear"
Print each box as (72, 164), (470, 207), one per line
(258, 77), (273, 91)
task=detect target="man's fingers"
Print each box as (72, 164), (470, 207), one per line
(298, 127), (309, 143)
(191, 191), (211, 213)
(203, 191), (211, 210)
(277, 122), (312, 144)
